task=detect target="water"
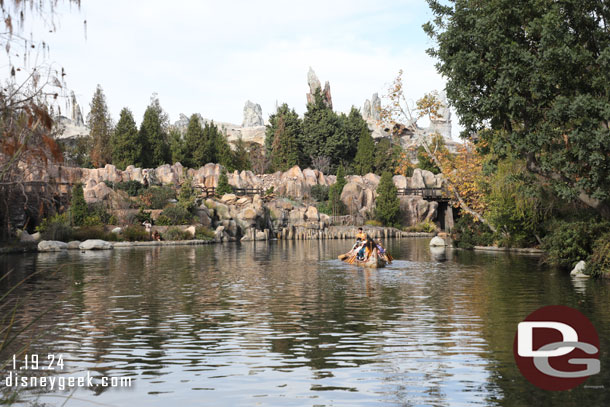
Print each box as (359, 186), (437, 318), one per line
(1, 239), (610, 406)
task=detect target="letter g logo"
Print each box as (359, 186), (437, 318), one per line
(513, 305), (600, 391)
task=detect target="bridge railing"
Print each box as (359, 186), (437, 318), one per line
(195, 186), (263, 198)
(396, 187), (448, 200)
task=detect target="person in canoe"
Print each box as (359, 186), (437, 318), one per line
(375, 239), (393, 264)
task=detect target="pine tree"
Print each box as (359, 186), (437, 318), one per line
(111, 108), (141, 170)
(266, 104), (303, 171)
(303, 89), (340, 167)
(375, 171), (401, 227)
(70, 183), (88, 226)
(140, 94), (170, 168)
(232, 137), (251, 171)
(353, 129), (375, 175)
(328, 163), (347, 215)
(183, 114), (205, 168)
(88, 85), (113, 167)
(169, 127), (187, 165)
(216, 171), (233, 196)
(374, 138), (401, 174)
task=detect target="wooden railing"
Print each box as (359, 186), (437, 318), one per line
(396, 187), (448, 200)
(196, 186), (263, 198)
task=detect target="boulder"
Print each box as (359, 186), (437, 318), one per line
(422, 170), (437, 188)
(305, 206), (319, 221)
(67, 241), (82, 250)
(38, 240), (68, 252)
(429, 236), (446, 247)
(242, 100), (264, 127)
(111, 227), (122, 234)
(410, 169), (426, 189)
(570, 260), (589, 278)
(18, 230), (35, 243)
(79, 239), (113, 250)
(221, 194), (238, 204)
(185, 225), (196, 237)
(363, 173), (380, 187)
(393, 175), (407, 189)
(31, 232), (41, 242)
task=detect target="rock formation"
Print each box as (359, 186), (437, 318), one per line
(71, 91), (84, 126)
(242, 100), (264, 127)
(306, 67), (332, 109)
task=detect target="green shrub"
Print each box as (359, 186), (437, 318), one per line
(317, 202), (332, 215)
(365, 219), (383, 227)
(37, 213), (73, 242)
(82, 215), (103, 226)
(310, 185), (329, 202)
(216, 171), (233, 196)
(405, 220), (437, 233)
(158, 204), (195, 225)
(133, 207), (152, 224)
(72, 226), (121, 242)
(155, 215), (172, 226)
(105, 180), (145, 197)
(122, 225), (151, 242)
(451, 214), (494, 249)
(70, 183), (88, 226)
(163, 227), (191, 241)
(178, 176), (197, 212)
(585, 233), (610, 278)
(195, 226), (215, 240)
(542, 220), (610, 268)
(375, 171), (401, 227)
(142, 186), (176, 209)
(265, 186), (275, 196)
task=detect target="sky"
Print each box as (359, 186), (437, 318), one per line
(13, 0), (456, 135)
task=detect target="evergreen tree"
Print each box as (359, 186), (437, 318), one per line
(88, 85), (113, 167)
(184, 114), (206, 168)
(353, 129), (375, 175)
(111, 108), (141, 170)
(140, 94), (170, 168)
(214, 128), (235, 171)
(266, 104), (303, 171)
(169, 127), (187, 165)
(70, 183), (88, 226)
(232, 137), (251, 171)
(334, 107), (368, 168)
(177, 175), (197, 212)
(303, 89), (340, 166)
(328, 163), (347, 215)
(216, 171), (233, 196)
(374, 138), (401, 174)
(375, 171), (401, 227)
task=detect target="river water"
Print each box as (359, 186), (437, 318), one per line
(1, 238), (609, 407)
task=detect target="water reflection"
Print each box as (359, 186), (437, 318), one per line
(1, 239), (609, 406)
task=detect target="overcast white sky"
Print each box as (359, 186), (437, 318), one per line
(17, 0), (457, 135)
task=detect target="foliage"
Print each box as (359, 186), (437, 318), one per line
(163, 227), (192, 241)
(70, 183), (88, 226)
(133, 207), (152, 224)
(317, 201), (332, 215)
(183, 117), (234, 170)
(195, 226), (215, 240)
(232, 137), (252, 172)
(374, 138), (401, 174)
(451, 214), (495, 249)
(177, 176), (197, 213)
(216, 171), (233, 196)
(265, 186), (275, 196)
(328, 164), (347, 215)
(140, 185), (175, 209)
(36, 213), (73, 242)
(111, 108), (142, 169)
(72, 226), (121, 242)
(158, 204), (194, 225)
(424, 0), (610, 216)
(169, 127), (187, 165)
(542, 219), (610, 269)
(417, 147), (440, 174)
(353, 130), (375, 175)
(105, 180), (146, 197)
(87, 85), (113, 167)
(303, 89), (340, 168)
(122, 225), (151, 242)
(266, 104), (304, 171)
(60, 135), (92, 168)
(375, 171), (401, 227)
(140, 94), (170, 168)
(585, 234), (610, 278)
(405, 220), (437, 233)
(310, 185), (329, 202)
(365, 219), (383, 227)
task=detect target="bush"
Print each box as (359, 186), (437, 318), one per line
(72, 226), (121, 242)
(317, 202), (332, 215)
(178, 176), (197, 212)
(133, 207), (152, 224)
(105, 180), (145, 197)
(585, 233), (610, 278)
(195, 226), (215, 240)
(37, 213), (73, 242)
(542, 219), (610, 268)
(70, 183), (88, 226)
(216, 171), (233, 196)
(365, 219), (383, 227)
(158, 204), (195, 225)
(265, 186), (274, 196)
(122, 225), (151, 242)
(404, 220), (437, 233)
(374, 171), (401, 227)
(451, 214), (494, 249)
(310, 185), (329, 202)
(163, 227), (191, 241)
(87, 202), (116, 225)
(141, 186), (176, 209)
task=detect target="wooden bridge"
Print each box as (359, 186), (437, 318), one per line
(197, 186), (264, 198)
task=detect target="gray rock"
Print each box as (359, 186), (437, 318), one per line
(67, 241), (82, 250)
(242, 100), (264, 127)
(79, 239), (113, 250)
(19, 230), (35, 243)
(570, 260), (588, 278)
(371, 93), (381, 121)
(429, 236), (446, 247)
(111, 227), (122, 234)
(38, 240), (68, 252)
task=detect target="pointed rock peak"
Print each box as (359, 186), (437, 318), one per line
(307, 67), (321, 92)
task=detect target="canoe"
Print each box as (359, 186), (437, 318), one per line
(338, 252), (387, 269)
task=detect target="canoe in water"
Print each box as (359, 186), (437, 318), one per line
(338, 252), (387, 269)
